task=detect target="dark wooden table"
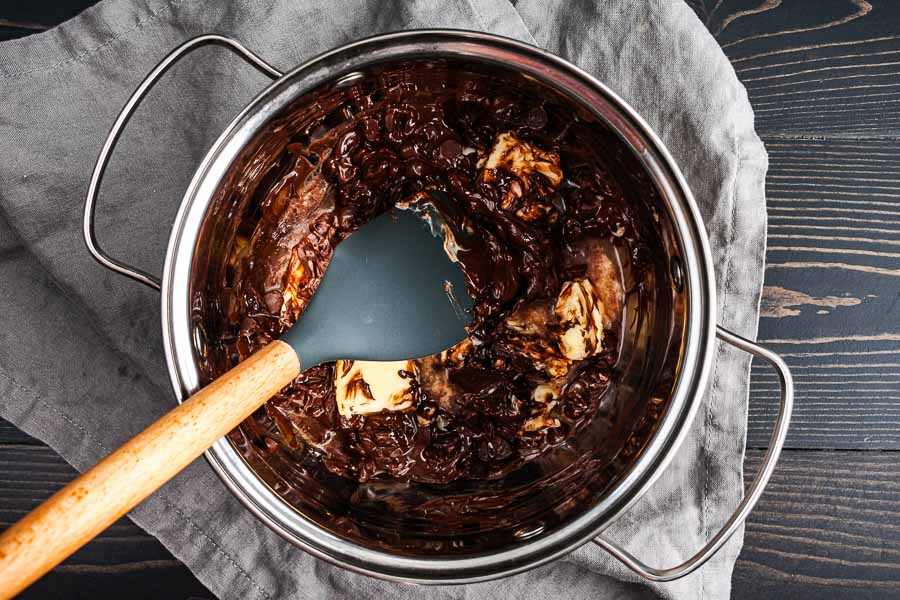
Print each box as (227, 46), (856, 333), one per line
(2, 1), (899, 598)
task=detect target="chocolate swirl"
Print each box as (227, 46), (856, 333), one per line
(213, 69), (658, 486)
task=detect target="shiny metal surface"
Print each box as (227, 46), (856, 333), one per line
(87, 30), (790, 584)
(161, 30), (714, 583)
(82, 34), (282, 291)
(593, 326), (794, 581)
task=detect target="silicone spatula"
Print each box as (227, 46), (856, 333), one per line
(0, 206), (472, 598)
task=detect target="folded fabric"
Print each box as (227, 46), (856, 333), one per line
(0, 0), (766, 598)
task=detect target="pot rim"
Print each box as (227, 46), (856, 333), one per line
(160, 29), (717, 584)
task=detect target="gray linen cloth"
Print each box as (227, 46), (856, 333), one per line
(0, 0), (767, 598)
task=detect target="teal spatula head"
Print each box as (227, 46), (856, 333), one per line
(280, 207), (473, 369)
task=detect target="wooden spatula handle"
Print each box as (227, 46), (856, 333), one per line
(0, 340), (300, 599)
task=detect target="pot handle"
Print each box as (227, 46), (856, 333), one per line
(83, 34), (283, 291)
(592, 325), (794, 582)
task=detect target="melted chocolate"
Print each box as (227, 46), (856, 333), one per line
(212, 68), (658, 487)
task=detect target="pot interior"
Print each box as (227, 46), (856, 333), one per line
(187, 56), (688, 557)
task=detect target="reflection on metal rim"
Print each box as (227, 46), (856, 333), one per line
(159, 30), (716, 584)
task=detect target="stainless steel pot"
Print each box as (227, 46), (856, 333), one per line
(84, 31), (793, 584)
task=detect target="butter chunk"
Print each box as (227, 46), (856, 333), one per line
(281, 247), (307, 321)
(523, 413), (560, 432)
(334, 359), (417, 417)
(523, 383), (561, 432)
(555, 279), (604, 361)
(481, 132), (563, 210)
(482, 132), (563, 187)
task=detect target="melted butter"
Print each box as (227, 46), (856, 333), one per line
(482, 132), (563, 188)
(523, 382), (561, 432)
(334, 359), (417, 416)
(502, 276), (606, 376)
(555, 279), (604, 360)
(281, 248), (307, 321)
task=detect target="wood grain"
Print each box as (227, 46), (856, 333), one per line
(646, 1), (900, 451)
(734, 449), (900, 600)
(0, 421), (36, 446)
(0, 446), (212, 599)
(746, 139), (900, 448)
(0, 0), (90, 42)
(1, 0), (899, 598)
(0, 340), (299, 599)
(4, 447), (897, 600)
(694, 0), (900, 450)
(697, 2), (900, 593)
